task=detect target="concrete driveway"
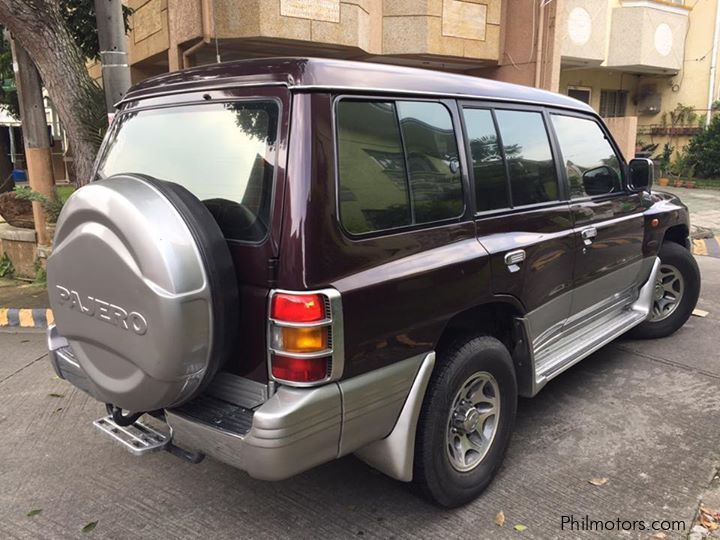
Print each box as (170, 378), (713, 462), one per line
(1, 257), (719, 539)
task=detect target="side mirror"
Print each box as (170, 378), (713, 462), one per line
(582, 166), (619, 196)
(628, 158), (654, 192)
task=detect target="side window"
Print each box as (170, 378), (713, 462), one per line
(495, 110), (558, 207)
(337, 101), (411, 234)
(396, 101), (463, 223)
(463, 108), (508, 212)
(336, 100), (463, 235)
(551, 114), (622, 198)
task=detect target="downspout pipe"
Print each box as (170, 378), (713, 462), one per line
(182, 37), (210, 69)
(706, 0), (720, 126)
(181, 0), (214, 69)
(534, 1), (546, 89)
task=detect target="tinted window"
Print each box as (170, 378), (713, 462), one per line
(495, 110), (558, 207)
(551, 115), (622, 198)
(397, 102), (463, 223)
(96, 101), (278, 242)
(336, 100), (463, 234)
(463, 108), (508, 212)
(337, 101), (411, 234)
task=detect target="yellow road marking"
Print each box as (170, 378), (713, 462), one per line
(693, 238), (708, 256)
(0, 309), (7, 326)
(47, 309), (54, 326)
(18, 309), (34, 327)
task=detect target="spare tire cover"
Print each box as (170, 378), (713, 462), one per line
(47, 174), (239, 412)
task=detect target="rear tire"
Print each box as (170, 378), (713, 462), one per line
(627, 242), (700, 340)
(413, 335), (517, 508)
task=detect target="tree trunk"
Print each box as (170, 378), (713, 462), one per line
(0, 0), (105, 186)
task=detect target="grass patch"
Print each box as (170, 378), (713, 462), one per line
(692, 178), (720, 189)
(56, 185), (75, 202)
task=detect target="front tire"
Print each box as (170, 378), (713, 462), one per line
(628, 242), (700, 340)
(413, 335), (517, 508)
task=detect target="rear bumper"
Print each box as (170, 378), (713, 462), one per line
(166, 352), (432, 481)
(165, 384), (342, 481)
(48, 325), (433, 481)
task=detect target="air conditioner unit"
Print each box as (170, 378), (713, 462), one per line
(637, 85), (661, 115)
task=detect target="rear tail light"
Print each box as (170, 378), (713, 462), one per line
(267, 289), (343, 386)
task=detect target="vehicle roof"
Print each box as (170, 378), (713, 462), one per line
(121, 57), (594, 113)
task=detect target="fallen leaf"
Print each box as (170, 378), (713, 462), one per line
(52, 376), (60, 380)
(82, 521), (97, 533)
(26, 509), (42, 517)
(700, 505), (720, 530)
(650, 533), (666, 539)
(495, 511), (505, 527)
(513, 524), (527, 532)
(48, 393), (65, 398)
(589, 477), (609, 486)
(53, 407), (63, 414)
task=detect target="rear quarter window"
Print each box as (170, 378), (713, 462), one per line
(96, 100), (279, 243)
(336, 99), (464, 235)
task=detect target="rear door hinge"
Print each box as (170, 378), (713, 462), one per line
(267, 257), (279, 287)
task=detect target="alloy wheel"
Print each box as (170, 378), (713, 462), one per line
(649, 263), (685, 322)
(446, 371), (501, 472)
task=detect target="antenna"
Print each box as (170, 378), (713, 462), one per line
(212, 0), (221, 63)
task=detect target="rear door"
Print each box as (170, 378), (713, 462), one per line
(460, 104), (575, 350)
(549, 113), (645, 321)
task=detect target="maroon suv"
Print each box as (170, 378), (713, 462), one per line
(46, 58), (700, 507)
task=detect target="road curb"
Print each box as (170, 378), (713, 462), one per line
(692, 236), (720, 258)
(0, 308), (53, 329)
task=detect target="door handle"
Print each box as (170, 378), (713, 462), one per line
(504, 249), (526, 273)
(581, 227), (597, 246)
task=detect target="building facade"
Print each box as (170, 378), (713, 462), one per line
(91, 0), (720, 161)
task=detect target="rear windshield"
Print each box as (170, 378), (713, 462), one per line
(95, 100), (279, 242)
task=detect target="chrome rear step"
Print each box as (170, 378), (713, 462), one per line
(93, 415), (169, 455)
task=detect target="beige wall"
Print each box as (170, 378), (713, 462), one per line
(557, 0), (720, 157)
(605, 116), (638, 160)
(559, 68), (639, 113)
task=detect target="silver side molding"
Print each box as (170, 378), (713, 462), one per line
(530, 256), (661, 393)
(354, 351), (436, 482)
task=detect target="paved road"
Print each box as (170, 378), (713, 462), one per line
(659, 186), (720, 233)
(1, 258), (719, 539)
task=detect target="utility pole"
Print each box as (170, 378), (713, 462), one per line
(95, 0), (131, 120)
(10, 36), (55, 247)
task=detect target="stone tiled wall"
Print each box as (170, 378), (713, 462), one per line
(383, 0), (501, 60)
(126, 0), (503, 68)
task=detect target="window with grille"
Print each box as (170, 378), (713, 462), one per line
(599, 90), (628, 118)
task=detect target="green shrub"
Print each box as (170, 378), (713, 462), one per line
(669, 147), (696, 179)
(13, 186), (64, 223)
(33, 260), (47, 287)
(687, 115), (720, 178)
(0, 253), (14, 278)
(654, 143), (674, 177)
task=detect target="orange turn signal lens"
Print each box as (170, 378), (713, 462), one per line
(272, 326), (328, 353)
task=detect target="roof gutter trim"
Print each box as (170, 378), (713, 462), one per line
(290, 84), (594, 113)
